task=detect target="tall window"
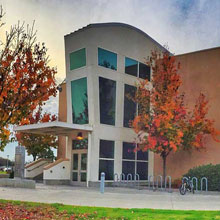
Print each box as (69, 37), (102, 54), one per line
(71, 78), (88, 124)
(123, 84), (136, 128)
(139, 62), (151, 81)
(122, 142), (148, 180)
(99, 77), (116, 125)
(99, 140), (114, 180)
(69, 48), (86, 70)
(98, 48), (117, 70)
(125, 57), (151, 81)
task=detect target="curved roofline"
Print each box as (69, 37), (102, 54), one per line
(65, 22), (169, 52)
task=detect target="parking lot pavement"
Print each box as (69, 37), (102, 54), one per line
(0, 184), (220, 210)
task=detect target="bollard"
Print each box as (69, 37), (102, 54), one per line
(100, 172), (105, 194)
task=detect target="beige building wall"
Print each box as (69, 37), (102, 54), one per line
(64, 23), (165, 183)
(154, 47), (220, 180)
(57, 83), (67, 159)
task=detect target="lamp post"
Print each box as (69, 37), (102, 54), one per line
(6, 155), (9, 170)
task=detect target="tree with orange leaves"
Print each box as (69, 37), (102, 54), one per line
(0, 7), (57, 149)
(16, 106), (58, 161)
(132, 50), (220, 182)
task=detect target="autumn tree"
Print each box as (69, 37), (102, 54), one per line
(0, 7), (57, 149)
(132, 50), (220, 182)
(16, 106), (58, 161)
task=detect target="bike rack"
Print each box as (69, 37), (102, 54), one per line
(182, 176), (189, 183)
(192, 177), (198, 191)
(201, 177), (208, 192)
(134, 173), (140, 190)
(127, 173), (132, 186)
(114, 173), (119, 186)
(148, 175), (155, 190)
(120, 173), (126, 186)
(165, 176), (172, 193)
(156, 175), (163, 190)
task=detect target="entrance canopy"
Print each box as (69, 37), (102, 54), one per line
(14, 121), (93, 136)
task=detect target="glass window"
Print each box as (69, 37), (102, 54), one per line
(71, 78), (88, 124)
(99, 77), (116, 125)
(137, 150), (148, 161)
(137, 162), (148, 180)
(123, 84), (137, 128)
(99, 139), (115, 181)
(139, 62), (151, 81)
(99, 160), (114, 180)
(122, 142), (148, 180)
(99, 140), (114, 159)
(123, 142), (135, 160)
(122, 161), (135, 177)
(69, 48), (86, 70)
(125, 57), (138, 77)
(98, 48), (117, 70)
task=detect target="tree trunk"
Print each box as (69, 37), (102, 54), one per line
(33, 154), (37, 161)
(162, 155), (167, 187)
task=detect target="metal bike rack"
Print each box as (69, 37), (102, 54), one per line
(165, 176), (172, 193)
(148, 175), (154, 190)
(120, 173), (126, 186)
(134, 173), (140, 190)
(156, 175), (163, 190)
(201, 177), (208, 192)
(192, 177), (198, 191)
(182, 176), (189, 183)
(114, 173), (119, 186)
(127, 173), (132, 186)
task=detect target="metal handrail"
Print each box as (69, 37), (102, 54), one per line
(27, 162), (50, 172)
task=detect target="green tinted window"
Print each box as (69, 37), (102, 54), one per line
(69, 48), (86, 70)
(71, 78), (88, 124)
(98, 48), (117, 70)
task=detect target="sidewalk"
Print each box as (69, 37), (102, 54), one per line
(0, 184), (219, 210)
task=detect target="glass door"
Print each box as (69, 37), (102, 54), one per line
(72, 149), (87, 186)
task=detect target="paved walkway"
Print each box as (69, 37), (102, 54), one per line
(0, 184), (219, 210)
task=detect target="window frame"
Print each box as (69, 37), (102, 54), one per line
(122, 142), (148, 181)
(124, 56), (151, 80)
(98, 139), (115, 181)
(70, 77), (89, 125)
(123, 83), (138, 128)
(98, 76), (117, 126)
(97, 47), (118, 71)
(69, 48), (87, 71)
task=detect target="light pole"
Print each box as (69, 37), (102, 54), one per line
(6, 155), (9, 170)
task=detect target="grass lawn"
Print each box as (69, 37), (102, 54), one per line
(0, 171), (7, 174)
(0, 199), (220, 219)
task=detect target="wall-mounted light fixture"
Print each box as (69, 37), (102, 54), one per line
(76, 132), (83, 140)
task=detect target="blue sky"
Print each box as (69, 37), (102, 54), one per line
(0, 0), (220, 162)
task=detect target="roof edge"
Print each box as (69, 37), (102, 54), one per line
(65, 22), (169, 53)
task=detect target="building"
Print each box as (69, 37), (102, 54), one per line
(14, 23), (220, 185)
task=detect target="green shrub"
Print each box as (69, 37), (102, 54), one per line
(183, 163), (220, 191)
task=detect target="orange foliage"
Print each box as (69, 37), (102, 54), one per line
(0, 16), (57, 150)
(132, 50), (220, 162)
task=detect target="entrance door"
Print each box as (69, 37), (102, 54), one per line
(71, 149), (87, 186)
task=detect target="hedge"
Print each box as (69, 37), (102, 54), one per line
(183, 163), (220, 191)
